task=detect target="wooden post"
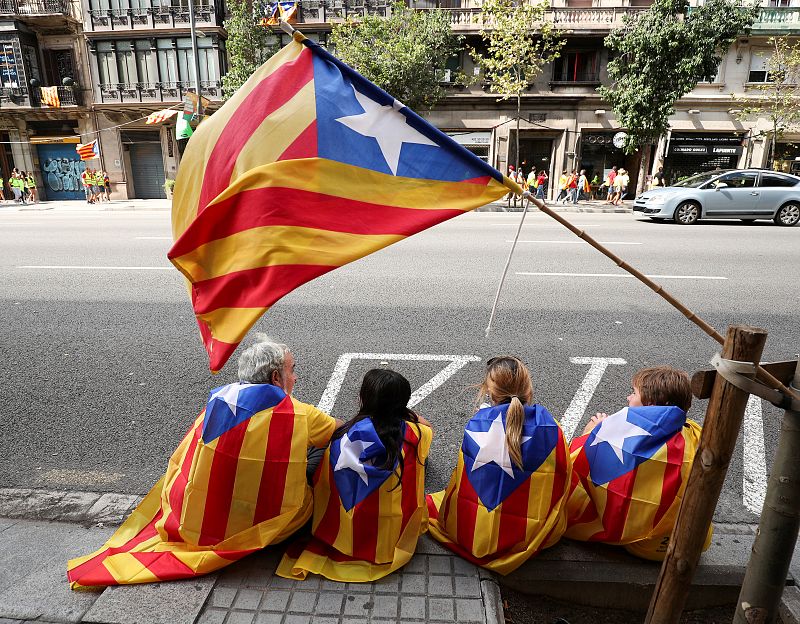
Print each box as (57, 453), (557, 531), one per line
(644, 325), (768, 624)
(733, 361), (800, 624)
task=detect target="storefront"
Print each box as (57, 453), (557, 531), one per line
(447, 131), (491, 164)
(35, 139), (86, 201)
(578, 131), (642, 196)
(664, 132), (745, 184)
(773, 141), (800, 176)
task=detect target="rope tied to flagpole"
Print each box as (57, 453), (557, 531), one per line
(489, 177), (799, 403)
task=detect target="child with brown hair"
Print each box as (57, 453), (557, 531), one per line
(427, 356), (571, 575)
(566, 365), (711, 560)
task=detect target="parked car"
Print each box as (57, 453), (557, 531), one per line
(633, 169), (800, 226)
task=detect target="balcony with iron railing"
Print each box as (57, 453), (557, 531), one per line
(0, 84), (82, 108)
(96, 79), (222, 103)
(750, 6), (800, 32)
(0, 0), (71, 15)
(87, 1), (220, 31)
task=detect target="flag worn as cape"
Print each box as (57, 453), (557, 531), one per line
(564, 405), (711, 561)
(263, 0), (297, 25)
(427, 404), (571, 575)
(146, 108), (179, 125)
(169, 34), (510, 373)
(67, 383), (336, 588)
(76, 140), (99, 161)
(277, 419), (432, 582)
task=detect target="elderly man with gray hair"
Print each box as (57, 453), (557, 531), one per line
(67, 334), (344, 589)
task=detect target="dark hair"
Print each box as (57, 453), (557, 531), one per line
(632, 366), (692, 412)
(333, 369), (421, 487)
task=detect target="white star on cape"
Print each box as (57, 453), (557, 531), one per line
(334, 433), (375, 485)
(466, 414), (532, 478)
(589, 408), (652, 463)
(334, 85), (437, 176)
(209, 383), (257, 417)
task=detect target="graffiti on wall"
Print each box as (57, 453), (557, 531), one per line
(42, 158), (85, 193)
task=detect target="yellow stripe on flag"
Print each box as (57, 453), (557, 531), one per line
(195, 307), (268, 346)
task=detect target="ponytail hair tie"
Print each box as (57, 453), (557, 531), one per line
(510, 395), (518, 401)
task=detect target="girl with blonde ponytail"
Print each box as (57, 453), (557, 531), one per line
(427, 356), (571, 575)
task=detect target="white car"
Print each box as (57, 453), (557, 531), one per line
(633, 169), (800, 226)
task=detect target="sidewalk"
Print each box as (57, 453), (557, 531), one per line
(2, 486), (800, 624)
(477, 198), (633, 213)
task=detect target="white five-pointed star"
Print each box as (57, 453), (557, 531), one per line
(209, 383), (256, 417)
(589, 408), (652, 463)
(334, 85), (437, 176)
(466, 414), (532, 478)
(334, 433), (375, 485)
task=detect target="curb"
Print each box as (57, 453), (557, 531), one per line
(0, 487), (142, 527)
(476, 201), (633, 214)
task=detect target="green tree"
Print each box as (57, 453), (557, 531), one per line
(222, 0), (279, 99)
(601, 0), (758, 153)
(734, 36), (800, 167)
(472, 0), (564, 175)
(329, 2), (460, 111)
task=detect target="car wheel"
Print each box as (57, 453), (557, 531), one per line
(674, 202), (700, 225)
(774, 202), (800, 227)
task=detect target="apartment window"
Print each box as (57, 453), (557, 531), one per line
(748, 50), (771, 83)
(768, 0), (799, 6)
(553, 51), (599, 83)
(157, 39), (178, 83)
(115, 40), (137, 84)
(135, 39), (157, 84)
(698, 62), (722, 84)
(89, 0), (111, 10)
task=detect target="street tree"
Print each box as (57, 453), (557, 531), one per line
(734, 36), (800, 167)
(222, 0), (279, 99)
(473, 0), (564, 175)
(601, 0), (758, 188)
(329, 2), (460, 111)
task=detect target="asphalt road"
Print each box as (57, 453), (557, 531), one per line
(1, 205), (797, 525)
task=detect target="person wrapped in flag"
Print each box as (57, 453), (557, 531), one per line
(565, 366), (712, 561)
(67, 336), (342, 588)
(277, 368), (434, 582)
(427, 356), (571, 575)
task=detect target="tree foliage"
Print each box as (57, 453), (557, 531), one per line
(222, 0), (278, 99)
(329, 2), (459, 111)
(473, 0), (564, 102)
(734, 36), (800, 164)
(601, 0), (759, 152)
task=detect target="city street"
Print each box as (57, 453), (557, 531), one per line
(1, 205), (797, 526)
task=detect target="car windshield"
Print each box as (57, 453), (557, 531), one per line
(673, 172), (723, 188)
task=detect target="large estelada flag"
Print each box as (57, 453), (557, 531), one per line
(169, 33), (510, 373)
(76, 140), (99, 161)
(277, 418), (432, 582)
(426, 404), (571, 575)
(564, 405), (710, 560)
(67, 383), (336, 588)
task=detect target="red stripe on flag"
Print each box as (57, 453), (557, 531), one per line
(591, 466), (638, 543)
(198, 419), (250, 545)
(169, 186), (464, 259)
(191, 264), (335, 315)
(426, 494), (439, 520)
(312, 461), (341, 546)
(130, 551), (196, 581)
(570, 434), (589, 454)
(253, 395), (296, 524)
(198, 49), (314, 213)
(278, 119), (318, 161)
(455, 464), (479, 554)
(399, 425), (420, 532)
(351, 483), (380, 563)
(67, 511), (164, 584)
(654, 431), (686, 527)
(163, 420), (204, 542)
(495, 478), (531, 554)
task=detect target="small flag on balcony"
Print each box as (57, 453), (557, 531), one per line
(76, 140), (99, 161)
(262, 0), (297, 25)
(40, 86), (60, 108)
(176, 113), (194, 140)
(146, 108), (179, 125)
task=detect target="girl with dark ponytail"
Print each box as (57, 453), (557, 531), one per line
(278, 369), (434, 582)
(427, 356), (571, 575)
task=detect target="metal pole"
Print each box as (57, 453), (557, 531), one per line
(187, 0), (203, 115)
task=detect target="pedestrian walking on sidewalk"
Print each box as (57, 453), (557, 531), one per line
(566, 169), (578, 203)
(426, 356), (571, 575)
(612, 168), (629, 205)
(10, 171), (26, 204)
(556, 170), (568, 203)
(25, 171), (37, 203)
(574, 169), (588, 204)
(605, 166), (618, 202)
(278, 368), (434, 582)
(535, 169), (548, 200)
(103, 171), (111, 201)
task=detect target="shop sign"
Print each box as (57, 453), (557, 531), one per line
(671, 145), (709, 154)
(447, 131), (490, 146)
(0, 43), (19, 87)
(711, 146), (743, 155)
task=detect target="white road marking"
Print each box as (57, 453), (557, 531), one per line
(516, 272), (727, 280)
(317, 353), (480, 414)
(18, 265), (172, 270)
(507, 240), (642, 245)
(135, 236), (172, 240)
(561, 357), (627, 440)
(743, 394), (768, 514)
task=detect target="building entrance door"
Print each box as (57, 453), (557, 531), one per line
(123, 131), (165, 199)
(508, 136), (553, 179)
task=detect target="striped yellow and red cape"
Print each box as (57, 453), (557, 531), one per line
(169, 34), (510, 373)
(67, 383), (336, 588)
(426, 404), (571, 575)
(565, 407), (711, 560)
(277, 419), (432, 582)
